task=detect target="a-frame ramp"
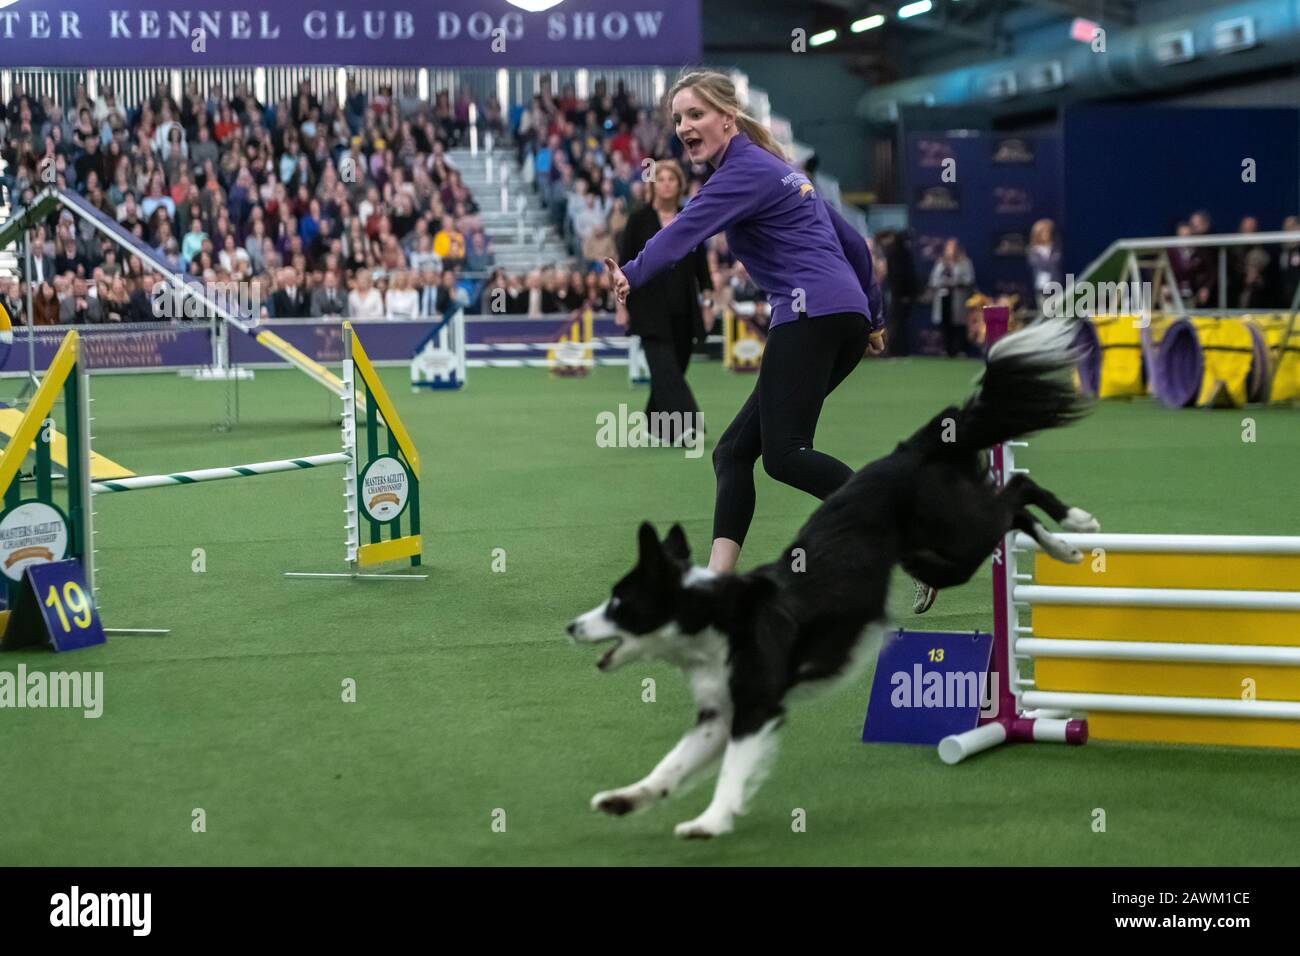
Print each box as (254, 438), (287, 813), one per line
(0, 187), (366, 410)
(0, 405), (133, 480)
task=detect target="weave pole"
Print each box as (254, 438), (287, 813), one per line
(91, 453), (352, 494)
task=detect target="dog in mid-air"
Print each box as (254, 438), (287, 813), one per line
(567, 319), (1100, 838)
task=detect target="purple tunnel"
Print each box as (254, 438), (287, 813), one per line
(1071, 320), (1102, 396)
(1152, 318), (1268, 408)
(1152, 318), (1203, 408)
(1247, 322), (1271, 403)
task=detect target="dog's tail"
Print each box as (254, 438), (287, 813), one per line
(930, 319), (1091, 452)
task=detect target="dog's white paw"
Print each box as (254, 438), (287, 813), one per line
(1061, 508), (1100, 533)
(1040, 532), (1084, 564)
(674, 812), (733, 839)
(591, 786), (658, 816)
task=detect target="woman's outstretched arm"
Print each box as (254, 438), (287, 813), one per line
(617, 168), (762, 292)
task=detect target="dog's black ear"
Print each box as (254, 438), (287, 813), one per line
(662, 523), (690, 562)
(636, 521), (662, 566)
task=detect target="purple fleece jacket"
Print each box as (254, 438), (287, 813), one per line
(619, 132), (882, 331)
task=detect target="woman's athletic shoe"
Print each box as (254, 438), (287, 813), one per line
(912, 578), (937, 614)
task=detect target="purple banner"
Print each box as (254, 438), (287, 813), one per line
(1, 1), (701, 67)
(232, 316), (626, 364)
(229, 319), (436, 365)
(0, 317), (627, 375)
(0, 324), (212, 373)
(470, 315), (621, 344)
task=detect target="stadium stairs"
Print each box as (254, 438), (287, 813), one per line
(446, 146), (571, 272)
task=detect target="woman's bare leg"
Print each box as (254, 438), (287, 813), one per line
(708, 537), (741, 573)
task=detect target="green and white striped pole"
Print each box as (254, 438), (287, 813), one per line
(91, 453), (352, 494)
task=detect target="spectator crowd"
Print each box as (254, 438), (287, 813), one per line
(0, 76), (510, 325)
(0, 70), (756, 334)
(0, 73), (822, 331)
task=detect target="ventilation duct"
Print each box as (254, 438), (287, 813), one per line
(860, 0), (1300, 121)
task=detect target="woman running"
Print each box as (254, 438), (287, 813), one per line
(605, 70), (906, 585)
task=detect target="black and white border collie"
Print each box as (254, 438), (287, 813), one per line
(567, 319), (1100, 838)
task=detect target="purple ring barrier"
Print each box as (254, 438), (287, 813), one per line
(1154, 318), (1203, 408)
(1072, 319), (1102, 396)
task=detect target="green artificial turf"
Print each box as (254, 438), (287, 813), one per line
(1, 357), (1298, 865)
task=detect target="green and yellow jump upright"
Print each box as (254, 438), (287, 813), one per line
(0, 331), (93, 625)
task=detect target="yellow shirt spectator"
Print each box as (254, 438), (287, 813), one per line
(434, 228), (466, 261)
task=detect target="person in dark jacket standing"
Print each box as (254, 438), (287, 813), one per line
(616, 158), (711, 446)
(879, 229), (918, 356)
(270, 267), (310, 318)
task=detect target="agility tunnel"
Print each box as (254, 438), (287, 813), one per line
(1074, 312), (1300, 407)
(1072, 314), (1143, 399)
(1147, 315), (1277, 408)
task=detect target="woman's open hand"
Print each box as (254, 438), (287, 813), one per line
(604, 258), (629, 305)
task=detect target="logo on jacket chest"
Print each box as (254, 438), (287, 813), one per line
(780, 171), (816, 198)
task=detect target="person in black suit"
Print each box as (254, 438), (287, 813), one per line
(270, 267), (310, 318)
(128, 277), (165, 323)
(310, 269), (350, 317)
(616, 158), (711, 444)
(18, 225), (56, 285)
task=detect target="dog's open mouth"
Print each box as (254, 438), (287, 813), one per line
(596, 639), (623, 671)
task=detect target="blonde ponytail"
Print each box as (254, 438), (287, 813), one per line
(733, 111), (787, 162)
(668, 69), (789, 163)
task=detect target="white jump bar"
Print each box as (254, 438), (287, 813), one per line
(1013, 532), (1300, 555)
(1022, 690), (1300, 720)
(1014, 584), (1300, 611)
(1017, 637), (1300, 665)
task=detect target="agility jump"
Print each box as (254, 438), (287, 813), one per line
(0, 322), (423, 633)
(722, 303), (765, 372)
(411, 307), (468, 391)
(939, 312), (1300, 762)
(547, 309), (595, 376)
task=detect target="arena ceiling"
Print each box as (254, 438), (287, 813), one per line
(703, 0), (1220, 85)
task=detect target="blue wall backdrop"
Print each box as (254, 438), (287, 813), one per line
(1060, 106), (1300, 275)
(905, 130), (1061, 354)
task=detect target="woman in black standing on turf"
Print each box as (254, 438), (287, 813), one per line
(616, 158), (712, 445)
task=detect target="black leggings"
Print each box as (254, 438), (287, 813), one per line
(712, 312), (871, 545)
